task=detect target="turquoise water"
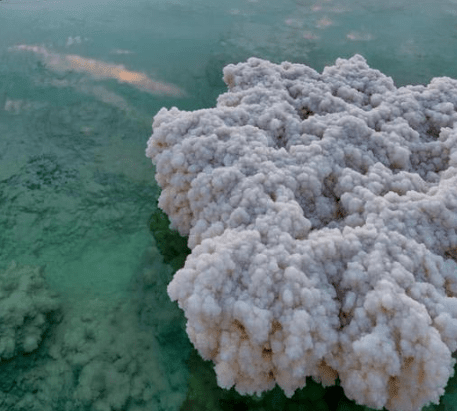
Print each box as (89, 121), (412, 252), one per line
(1, 0), (457, 410)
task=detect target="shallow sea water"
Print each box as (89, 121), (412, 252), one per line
(1, 0), (457, 410)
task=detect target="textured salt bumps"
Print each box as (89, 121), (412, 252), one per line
(146, 55), (457, 411)
(0, 261), (61, 360)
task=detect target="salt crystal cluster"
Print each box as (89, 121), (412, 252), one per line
(146, 55), (457, 411)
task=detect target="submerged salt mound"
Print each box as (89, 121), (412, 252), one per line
(146, 54), (457, 411)
(0, 261), (61, 360)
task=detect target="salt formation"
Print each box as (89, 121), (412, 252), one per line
(146, 55), (457, 411)
(0, 261), (60, 360)
(0, 258), (189, 411)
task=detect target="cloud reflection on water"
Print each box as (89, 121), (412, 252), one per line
(8, 44), (186, 97)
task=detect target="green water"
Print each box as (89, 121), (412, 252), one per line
(1, 0), (457, 410)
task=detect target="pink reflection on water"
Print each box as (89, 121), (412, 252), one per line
(346, 31), (373, 41)
(303, 31), (319, 40)
(110, 49), (134, 55)
(316, 17), (333, 28)
(8, 44), (186, 97)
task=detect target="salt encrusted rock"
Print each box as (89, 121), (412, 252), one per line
(146, 55), (457, 411)
(0, 261), (61, 360)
